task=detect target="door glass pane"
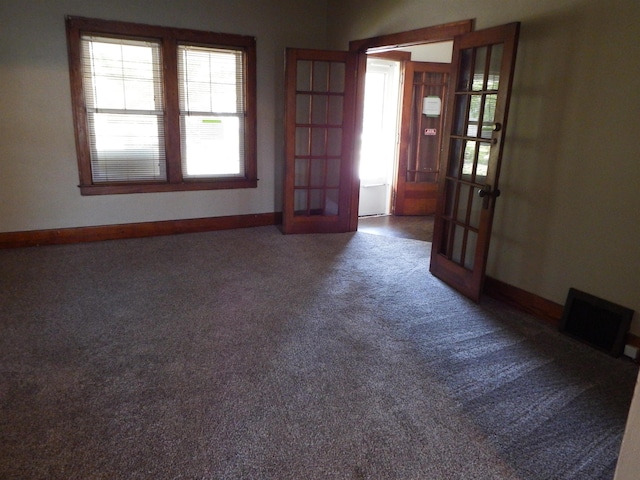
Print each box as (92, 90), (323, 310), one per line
(326, 158), (340, 187)
(448, 139), (464, 177)
(462, 140), (477, 177)
(472, 46), (487, 91)
(451, 224), (465, 264)
(464, 231), (477, 270)
(469, 189), (482, 229)
(295, 158), (308, 186)
(467, 95), (481, 137)
(296, 94), (311, 124)
(481, 94), (497, 139)
(312, 95), (327, 124)
(325, 188), (339, 215)
(313, 62), (329, 92)
(295, 128), (310, 155)
(487, 44), (503, 90)
(457, 48), (473, 91)
(310, 159), (325, 187)
(438, 219), (450, 255)
(443, 179), (457, 217)
(296, 61), (312, 91)
(329, 62), (345, 93)
(457, 183), (471, 223)
(328, 96), (343, 125)
(327, 128), (342, 156)
(481, 94), (498, 138)
(294, 189), (307, 214)
(309, 189), (323, 214)
(453, 95), (468, 136)
(311, 128), (326, 155)
(476, 143), (491, 177)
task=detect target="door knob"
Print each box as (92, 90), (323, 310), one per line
(478, 187), (501, 198)
(478, 186), (501, 209)
(491, 123), (502, 144)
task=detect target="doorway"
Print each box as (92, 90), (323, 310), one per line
(358, 57), (401, 217)
(357, 42), (454, 221)
(282, 20), (473, 234)
(282, 20), (520, 302)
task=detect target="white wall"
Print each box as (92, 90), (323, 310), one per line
(0, 0), (327, 231)
(615, 374), (640, 480)
(327, 0), (640, 337)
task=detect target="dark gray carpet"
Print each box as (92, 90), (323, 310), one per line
(358, 215), (434, 242)
(0, 226), (637, 479)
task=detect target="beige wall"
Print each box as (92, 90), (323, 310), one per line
(325, 1), (640, 475)
(2, 0), (637, 337)
(327, 0), (640, 336)
(3, 1), (640, 475)
(5, 0), (637, 336)
(0, 0), (327, 232)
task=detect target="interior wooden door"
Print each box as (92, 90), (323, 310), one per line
(430, 23), (520, 302)
(394, 61), (450, 216)
(282, 48), (358, 234)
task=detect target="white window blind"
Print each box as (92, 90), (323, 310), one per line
(81, 35), (166, 182)
(178, 45), (245, 178)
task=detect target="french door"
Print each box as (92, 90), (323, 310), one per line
(282, 48), (358, 234)
(430, 23), (520, 302)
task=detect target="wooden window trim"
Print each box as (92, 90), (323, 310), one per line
(66, 16), (257, 195)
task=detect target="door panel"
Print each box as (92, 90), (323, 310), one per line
(430, 23), (520, 301)
(395, 62), (450, 216)
(283, 48), (358, 234)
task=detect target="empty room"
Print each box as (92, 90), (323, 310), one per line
(2, 1), (640, 479)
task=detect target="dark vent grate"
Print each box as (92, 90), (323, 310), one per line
(560, 288), (633, 357)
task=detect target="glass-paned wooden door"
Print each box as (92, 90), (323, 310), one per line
(395, 62), (450, 215)
(283, 49), (358, 234)
(430, 23), (520, 301)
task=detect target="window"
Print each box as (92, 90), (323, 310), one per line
(66, 16), (257, 195)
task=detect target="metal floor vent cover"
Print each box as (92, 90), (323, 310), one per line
(560, 288), (633, 357)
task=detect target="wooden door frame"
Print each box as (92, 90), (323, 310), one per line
(361, 50), (409, 218)
(347, 20), (474, 231)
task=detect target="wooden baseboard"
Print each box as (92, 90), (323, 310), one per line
(626, 334), (640, 349)
(4, 223), (639, 352)
(0, 212), (282, 249)
(484, 276), (640, 354)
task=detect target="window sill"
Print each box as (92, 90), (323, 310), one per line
(79, 178), (258, 195)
